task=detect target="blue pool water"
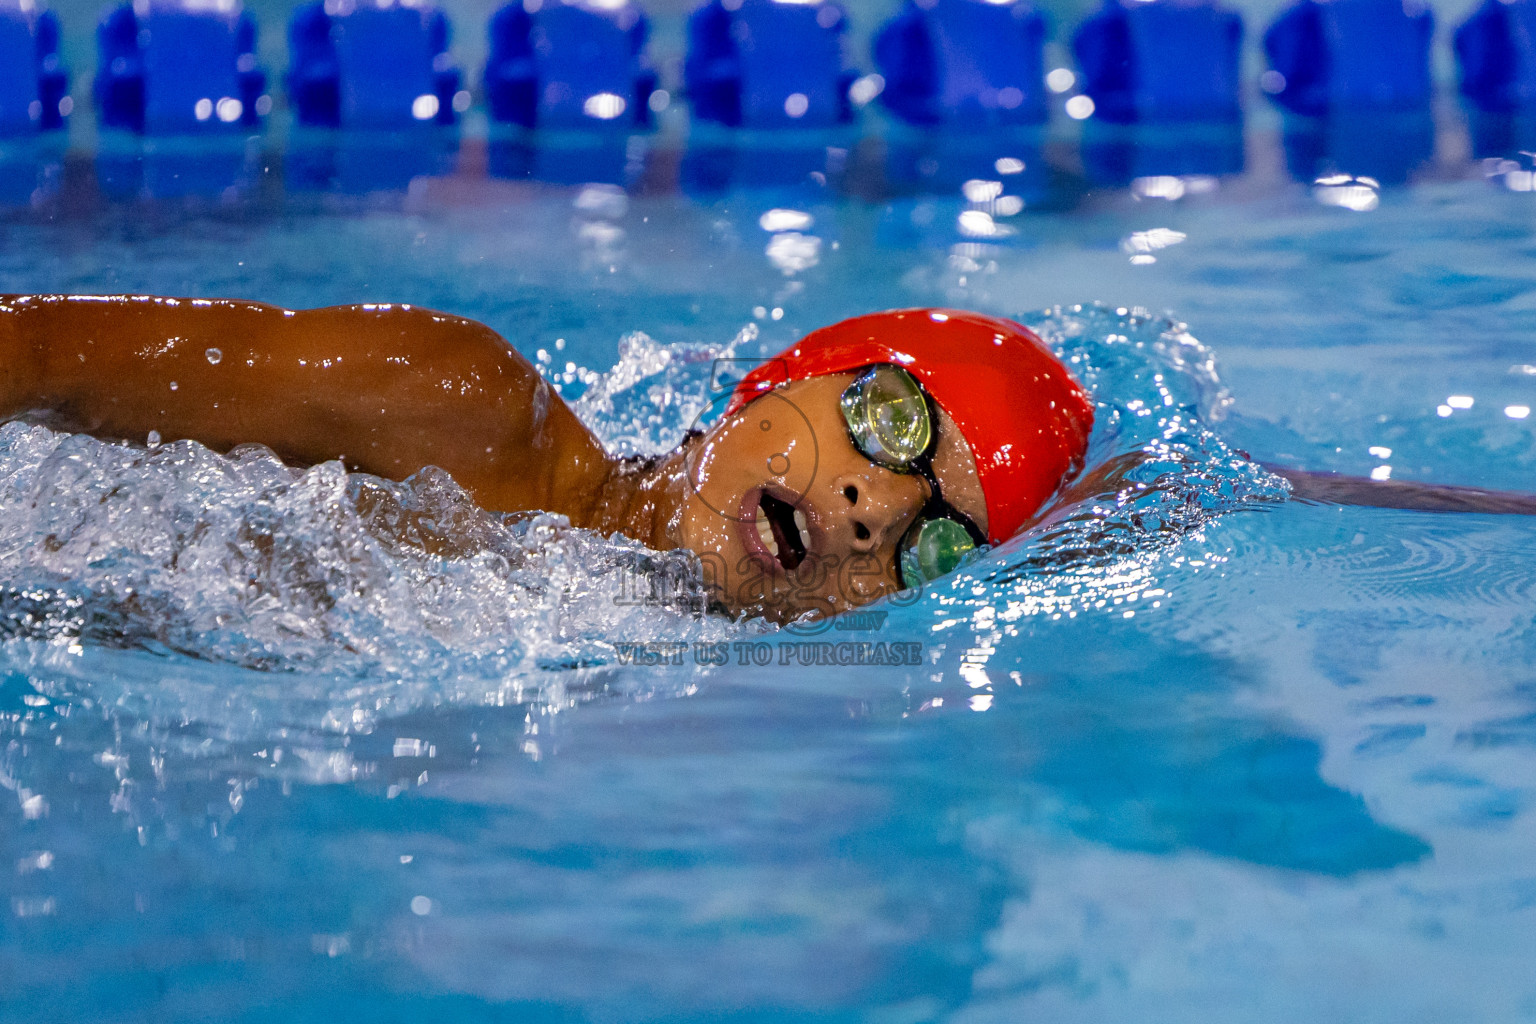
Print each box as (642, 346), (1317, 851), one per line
(7, 119), (1536, 1020)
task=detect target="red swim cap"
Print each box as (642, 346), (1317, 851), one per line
(728, 309), (1094, 545)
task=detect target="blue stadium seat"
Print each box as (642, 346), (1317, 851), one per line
(0, 0), (68, 134)
(95, 0), (266, 133)
(1457, 0), (1536, 113)
(288, 0), (461, 128)
(1263, 0), (1434, 116)
(485, 0), (656, 128)
(686, 0), (854, 128)
(1073, 0), (1242, 123)
(874, 0), (1047, 127)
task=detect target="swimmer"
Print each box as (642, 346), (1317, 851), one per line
(3, 294), (1534, 623)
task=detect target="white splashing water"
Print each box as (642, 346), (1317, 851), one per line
(0, 329), (769, 741)
(543, 322), (758, 457)
(916, 304), (1290, 640)
(0, 308), (1281, 746)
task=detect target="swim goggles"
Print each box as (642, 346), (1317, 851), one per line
(839, 364), (989, 589)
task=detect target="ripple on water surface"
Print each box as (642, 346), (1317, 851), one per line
(9, 301), (1528, 1021)
(0, 305), (1296, 736)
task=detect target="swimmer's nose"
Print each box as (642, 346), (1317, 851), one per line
(830, 471), (926, 553)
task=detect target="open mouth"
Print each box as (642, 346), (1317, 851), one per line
(753, 491), (811, 572)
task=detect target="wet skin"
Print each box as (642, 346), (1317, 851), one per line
(8, 295), (1536, 624)
(0, 295), (616, 520)
(674, 373), (988, 619)
(0, 295), (984, 622)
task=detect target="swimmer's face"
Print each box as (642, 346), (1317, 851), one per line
(678, 374), (988, 623)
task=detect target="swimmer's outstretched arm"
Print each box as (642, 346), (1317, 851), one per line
(1035, 453), (1536, 525)
(0, 294), (623, 525)
(1267, 465), (1536, 515)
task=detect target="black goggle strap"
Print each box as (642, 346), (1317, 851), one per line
(911, 457), (988, 548)
(839, 366), (990, 587)
(897, 458), (990, 589)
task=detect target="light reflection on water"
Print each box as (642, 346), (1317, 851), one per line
(5, 125), (1536, 1019)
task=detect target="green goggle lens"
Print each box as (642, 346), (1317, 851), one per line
(899, 517), (979, 589)
(840, 365), (932, 468)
